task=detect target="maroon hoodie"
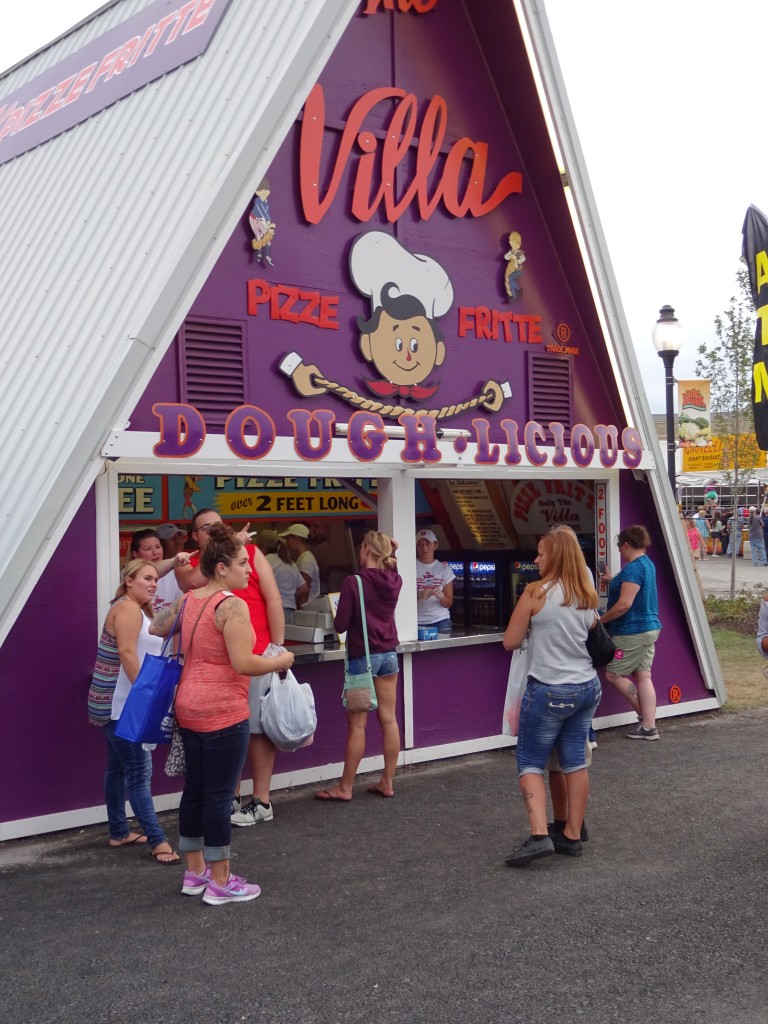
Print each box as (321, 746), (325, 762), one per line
(334, 567), (402, 658)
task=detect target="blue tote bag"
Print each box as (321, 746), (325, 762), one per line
(115, 602), (186, 745)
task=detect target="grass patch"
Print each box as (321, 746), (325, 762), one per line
(711, 627), (768, 710)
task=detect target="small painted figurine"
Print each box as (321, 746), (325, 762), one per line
(504, 230), (525, 301)
(250, 179), (275, 266)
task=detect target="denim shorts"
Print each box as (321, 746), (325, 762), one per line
(347, 650), (399, 678)
(516, 675), (602, 777)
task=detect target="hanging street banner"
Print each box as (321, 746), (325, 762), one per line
(743, 204), (768, 449)
(677, 379), (712, 449)
(681, 433), (766, 473)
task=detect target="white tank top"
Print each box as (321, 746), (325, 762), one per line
(111, 610), (164, 720)
(527, 582), (596, 685)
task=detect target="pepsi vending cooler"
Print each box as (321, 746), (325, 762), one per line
(444, 555), (509, 631)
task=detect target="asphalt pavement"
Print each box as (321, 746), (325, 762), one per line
(3, 708), (768, 1023)
(696, 549), (768, 597)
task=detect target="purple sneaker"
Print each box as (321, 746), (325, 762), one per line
(202, 873), (261, 906)
(181, 866), (212, 896)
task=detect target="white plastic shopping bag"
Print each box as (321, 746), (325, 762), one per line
(501, 646), (530, 737)
(260, 670), (317, 751)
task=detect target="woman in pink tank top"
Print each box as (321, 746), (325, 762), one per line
(151, 525), (293, 906)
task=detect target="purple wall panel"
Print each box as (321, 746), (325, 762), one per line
(0, 490), (100, 821)
(272, 658), (404, 773)
(412, 643), (511, 747)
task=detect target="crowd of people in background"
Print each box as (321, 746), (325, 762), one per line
(680, 496), (768, 566)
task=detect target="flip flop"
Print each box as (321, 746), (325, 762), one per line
(315, 790), (352, 802)
(108, 833), (148, 848)
(150, 845), (182, 865)
(366, 785), (394, 798)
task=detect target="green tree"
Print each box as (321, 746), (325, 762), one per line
(696, 266), (761, 597)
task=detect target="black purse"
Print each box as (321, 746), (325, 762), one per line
(585, 615), (617, 669)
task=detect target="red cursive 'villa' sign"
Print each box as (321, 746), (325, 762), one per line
(299, 84), (522, 225)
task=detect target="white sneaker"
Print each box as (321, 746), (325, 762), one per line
(231, 799), (274, 827)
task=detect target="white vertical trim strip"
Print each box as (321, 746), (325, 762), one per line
(402, 652), (414, 750)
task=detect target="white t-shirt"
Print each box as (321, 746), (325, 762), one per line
(416, 559), (456, 624)
(267, 552), (305, 610)
(153, 571), (181, 617)
(297, 549), (321, 602)
(111, 611), (164, 720)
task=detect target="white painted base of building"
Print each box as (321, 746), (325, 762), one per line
(0, 697), (720, 841)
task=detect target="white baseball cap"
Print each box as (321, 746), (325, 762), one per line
(279, 524), (310, 539)
(416, 529), (438, 544)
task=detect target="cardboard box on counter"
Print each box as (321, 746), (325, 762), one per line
(295, 610), (335, 630)
(284, 624), (326, 644)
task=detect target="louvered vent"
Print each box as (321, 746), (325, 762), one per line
(527, 352), (573, 439)
(179, 317), (246, 427)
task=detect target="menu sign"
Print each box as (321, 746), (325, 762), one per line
(446, 480), (510, 548)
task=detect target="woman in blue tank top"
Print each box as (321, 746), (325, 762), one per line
(599, 524), (661, 741)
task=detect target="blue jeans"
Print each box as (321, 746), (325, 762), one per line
(516, 675), (602, 777)
(178, 719), (249, 862)
(103, 720), (167, 847)
(751, 538), (767, 566)
(347, 650), (399, 677)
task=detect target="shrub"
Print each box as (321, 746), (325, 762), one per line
(705, 592), (762, 636)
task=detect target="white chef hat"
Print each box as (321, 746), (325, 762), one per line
(349, 231), (453, 320)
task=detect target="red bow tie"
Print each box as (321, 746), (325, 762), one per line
(365, 379), (440, 401)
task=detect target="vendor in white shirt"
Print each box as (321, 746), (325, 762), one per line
(279, 523), (321, 604)
(415, 529), (454, 633)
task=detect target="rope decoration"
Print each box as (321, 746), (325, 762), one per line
(279, 352), (510, 422)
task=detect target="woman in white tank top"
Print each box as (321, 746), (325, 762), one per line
(502, 530), (601, 867)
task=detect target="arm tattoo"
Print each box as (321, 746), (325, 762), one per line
(154, 601), (180, 632)
(218, 596), (249, 627)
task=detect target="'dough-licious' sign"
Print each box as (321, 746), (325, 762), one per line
(152, 403), (643, 469)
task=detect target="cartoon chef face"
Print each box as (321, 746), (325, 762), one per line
(358, 284), (445, 388)
(350, 232), (453, 397)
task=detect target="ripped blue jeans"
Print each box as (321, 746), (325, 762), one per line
(516, 675), (601, 776)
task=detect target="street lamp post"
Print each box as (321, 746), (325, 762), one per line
(652, 305), (684, 498)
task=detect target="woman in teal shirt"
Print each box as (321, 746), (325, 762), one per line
(598, 525), (662, 740)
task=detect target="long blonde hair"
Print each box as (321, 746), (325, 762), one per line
(534, 531), (597, 610)
(362, 531), (397, 570)
(113, 559), (157, 618)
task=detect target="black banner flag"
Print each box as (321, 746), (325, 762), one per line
(743, 204), (768, 449)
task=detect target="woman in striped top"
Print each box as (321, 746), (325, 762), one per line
(88, 560), (179, 861)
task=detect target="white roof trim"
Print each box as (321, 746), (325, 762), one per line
(518, 0), (725, 703)
(0, 0), (359, 646)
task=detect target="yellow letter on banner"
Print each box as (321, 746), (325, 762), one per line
(758, 304), (768, 344)
(757, 250), (768, 293)
(754, 360), (768, 403)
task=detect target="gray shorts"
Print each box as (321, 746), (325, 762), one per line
(247, 675), (273, 734)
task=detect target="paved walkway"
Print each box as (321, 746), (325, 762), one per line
(3, 709), (768, 1023)
(694, 550), (768, 597)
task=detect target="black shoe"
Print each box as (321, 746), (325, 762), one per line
(547, 820), (589, 842)
(552, 832), (583, 857)
(504, 835), (554, 867)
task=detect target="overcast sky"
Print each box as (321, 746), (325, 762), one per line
(2, 0), (767, 412)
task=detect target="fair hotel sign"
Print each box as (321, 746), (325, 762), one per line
(0, 0), (232, 167)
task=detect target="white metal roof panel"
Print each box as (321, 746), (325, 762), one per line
(0, 0), (359, 645)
